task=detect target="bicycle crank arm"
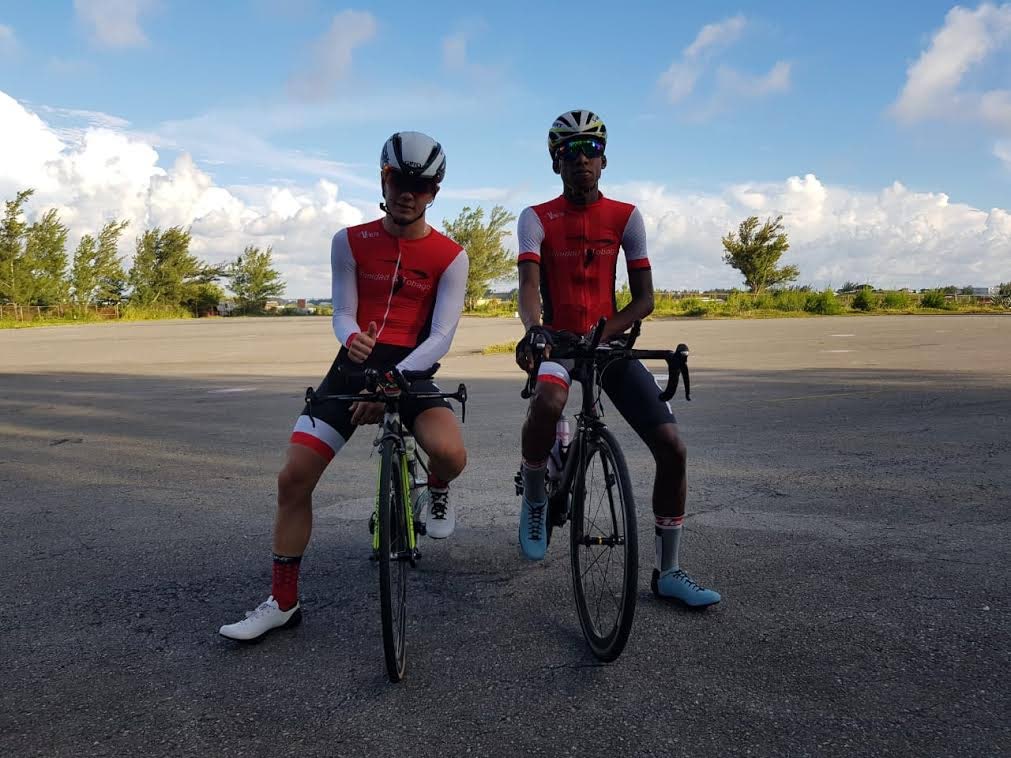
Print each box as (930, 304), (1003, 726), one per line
(578, 535), (625, 547)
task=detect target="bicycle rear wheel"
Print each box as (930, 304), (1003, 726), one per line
(378, 439), (409, 682)
(569, 426), (638, 661)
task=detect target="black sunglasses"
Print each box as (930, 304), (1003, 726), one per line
(386, 171), (439, 195)
(557, 138), (605, 161)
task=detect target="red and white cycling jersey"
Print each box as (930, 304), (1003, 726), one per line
(517, 194), (650, 334)
(330, 219), (469, 371)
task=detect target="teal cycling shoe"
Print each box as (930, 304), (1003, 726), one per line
(519, 494), (549, 560)
(651, 568), (721, 607)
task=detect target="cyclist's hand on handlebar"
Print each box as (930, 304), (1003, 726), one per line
(515, 325), (554, 372)
(347, 321), (378, 364)
(349, 390), (384, 425)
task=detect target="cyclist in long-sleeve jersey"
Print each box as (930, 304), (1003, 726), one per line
(221, 132), (470, 641)
(515, 110), (720, 607)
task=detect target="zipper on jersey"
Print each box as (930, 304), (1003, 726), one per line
(376, 238), (403, 341)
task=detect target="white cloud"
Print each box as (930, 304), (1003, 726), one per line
(3, 91), (1006, 298)
(0, 23), (17, 56)
(716, 61), (792, 98)
(658, 62), (699, 103)
(891, 3), (1011, 168)
(288, 10), (378, 101)
(74, 0), (156, 48)
(892, 3), (1011, 123)
(996, 140), (1011, 167)
(684, 15), (747, 59)
(613, 174), (1011, 290)
(0, 91), (363, 297)
(441, 23), (502, 83)
(658, 15), (790, 114)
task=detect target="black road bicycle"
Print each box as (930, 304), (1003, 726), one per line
(515, 318), (690, 661)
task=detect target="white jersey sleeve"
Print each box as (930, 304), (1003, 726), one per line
(330, 228), (361, 347)
(621, 207), (651, 272)
(517, 206), (545, 265)
(395, 250), (470, 372)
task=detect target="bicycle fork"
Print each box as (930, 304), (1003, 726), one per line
(371, 441), (419, 560)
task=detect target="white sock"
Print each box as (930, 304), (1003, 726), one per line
(521, 460), (547, 502)
(655, 515), (684, 573)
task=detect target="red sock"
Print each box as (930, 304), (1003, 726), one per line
(272, 554), (301, 611)
(428, 473), (449, 491)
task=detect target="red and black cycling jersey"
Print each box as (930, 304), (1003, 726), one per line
(517, 193), (650, 334)
(330, 219), (469, 371)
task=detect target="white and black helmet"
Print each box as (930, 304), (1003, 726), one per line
(380, 131), (447, 183)
(547, 109), (607, 156)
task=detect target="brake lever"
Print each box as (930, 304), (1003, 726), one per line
(521, 336), (548, 399)
(456, 383), (468, 423)
(625, 320), (641, 350)
(304, 386), (318, 427)
(659, 344), (691, 402)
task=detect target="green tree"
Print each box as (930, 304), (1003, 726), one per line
(442, 205), (517, 310)
(70, 234), (98, 306)
(186, 282), (226, 315)
(721, 215), (799, 293)
(227, 245), (286, 314)
(128, 226), (221, 307)
(0, 189), (34, 304)
(71, 220), (129, 307)
(93, 221), (129, 305)
(23, 209), (69, 305)
(851, 286), (878, 311)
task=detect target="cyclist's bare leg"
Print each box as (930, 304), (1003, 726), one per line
(521, 381), (568, 462)
(273, 443), (329, 556)
(412, 407), (467, 482)
(642, 422), (687, 518)
(519, 380), (567, 504)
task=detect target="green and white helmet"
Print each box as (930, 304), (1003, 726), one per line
(547, 109), (607, 156)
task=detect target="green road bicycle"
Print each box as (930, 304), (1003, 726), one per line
(306, 365), (467, 682)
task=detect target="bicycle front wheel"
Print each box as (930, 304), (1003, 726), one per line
(569, 426), (638, 662)
(377, 439), (409, 682)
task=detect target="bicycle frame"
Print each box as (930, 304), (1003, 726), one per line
(369, 413), (418, 558)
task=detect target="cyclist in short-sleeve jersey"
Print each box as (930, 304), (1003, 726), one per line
(514, 110), (720, 607)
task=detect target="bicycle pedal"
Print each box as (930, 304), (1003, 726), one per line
(414, 520), (427, 536)
(514, 470), (524, 496)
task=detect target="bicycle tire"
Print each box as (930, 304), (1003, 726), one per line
(378, 439), (409, 682)
(569, 426), (638, 661)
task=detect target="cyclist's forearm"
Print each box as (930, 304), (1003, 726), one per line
(605, 267), (654, 339)
(518, 263), (542, 330)
(396, 251), (468, 372)
(606, 297), (653, 338)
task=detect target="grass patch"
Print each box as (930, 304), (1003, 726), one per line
(120, 304), (192, 320)
(482, 341), (517, 355)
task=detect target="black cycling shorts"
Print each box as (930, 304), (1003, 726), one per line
(290, 350), (451, 461)
(536, 357), (675, 439)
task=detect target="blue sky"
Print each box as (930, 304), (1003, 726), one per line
(1, 1), (1009, 296)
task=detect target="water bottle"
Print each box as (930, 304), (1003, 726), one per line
(405, 437), (425, 486)
(547, 415), (571, 481)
